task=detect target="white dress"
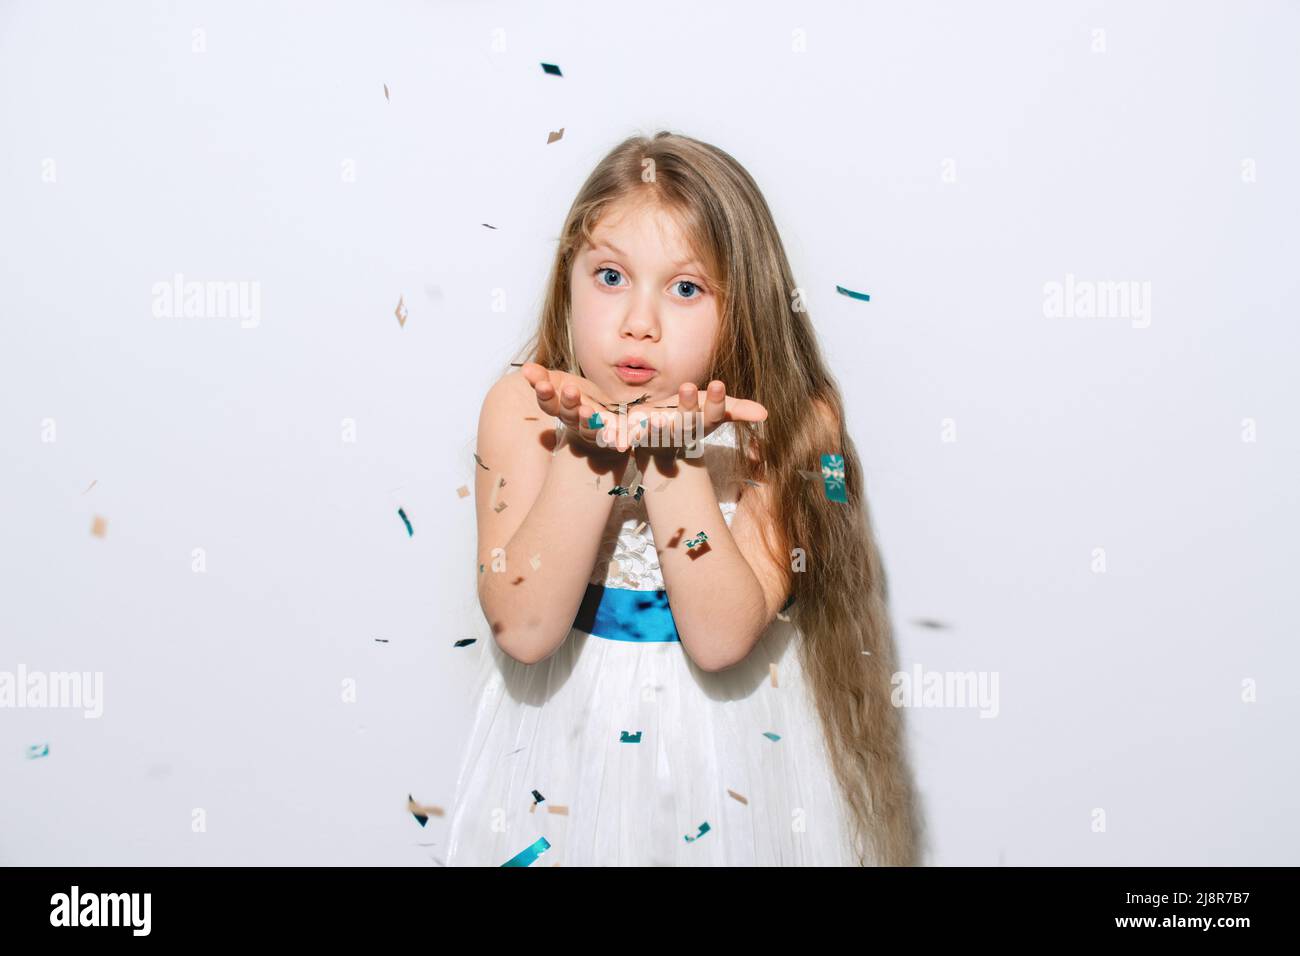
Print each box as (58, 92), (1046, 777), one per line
(445, 421), (863, 866)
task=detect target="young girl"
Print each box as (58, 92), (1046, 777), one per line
(446, 131), (923, 866)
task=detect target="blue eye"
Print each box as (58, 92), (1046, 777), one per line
(594, 267), (706, 300)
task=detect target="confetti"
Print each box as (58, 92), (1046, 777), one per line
(493, 501), (508, 513)
(482, 223), (497, 230)
(632, 485), (644, 502)
(408, 794), (429, 827)
(383, 82), (390, 101)
(395, 295), (408, 328)
(397, 507), (413, 536)
(619, 731), (642, 743)
(82, 480), (97, 494)
(547, 128), (564, 144)
(835, 284), (871, 302)
(453, 638), (476, 647)
(726, 789), (749, 805)
(632, 521), (647, 536)
(478, 564), (485, 573)
(586, 412), (604, 429)
(407, 795), (445, 826)
(654, 480), (670, 493)
(608, 486), (628, 497)
(473, 453), (490, 470)
(685, 530), (709, 550)
(684, 822), (711, 842)
(769, 663), (778, 688)
(374, 638), (389, 644)
(488, 475), (506, 512)
(821, 454), (847, 503)
(90, 515), (107, 538)
(532, 789), (545, 804)
(529, 803), (569, 815)
(540, 62), (562, 76)
(529, 554), (541, 571)
(501, 836), (551, 867)
(456, 485), (470, 498)
(912, 618), (952, 630)
(27, 743), (49, 759)
(762, 732), (781, 742)
(776, 611), (791, 622)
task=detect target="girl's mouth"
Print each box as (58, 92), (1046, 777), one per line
(615, 364), (656, 384)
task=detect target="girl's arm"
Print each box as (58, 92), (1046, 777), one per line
(638, 447), (789, 672)
(474, 371), (633, 664)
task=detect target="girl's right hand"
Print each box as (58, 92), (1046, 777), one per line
(519, 362), (631, 456)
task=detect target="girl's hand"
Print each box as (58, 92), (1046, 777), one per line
(519, 362), (632, 456)
(633, 380), (767, 453)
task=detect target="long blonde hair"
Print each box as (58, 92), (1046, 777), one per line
(510, 131), (924, 865)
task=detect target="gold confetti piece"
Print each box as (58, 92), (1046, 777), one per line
(529, 554), (541, 571)
(456, 485), (470, 498)
(769, 663), (778, 688)
(473, 453), (490, 470)
(90, 515), (107, 538)
(395, 295), (408, 328)
(632, 521), (647, 536)
(383, 82), (390, 101)
(82, 480), (97, 494)
(861, 650), (872, 655)
(527, 803), (569, 815)
(727, 789), (749, 805)
(775, 610), (790, 623)
(493, 501), (508, 513)
(547, 127), (564, 144)
(407, 796), (445, 818)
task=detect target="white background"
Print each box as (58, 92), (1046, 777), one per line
(1, 0), (1296, 865)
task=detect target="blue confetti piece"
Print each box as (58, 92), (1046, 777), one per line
(408, 793), (428, 827)
(453, 638), (477, 647)
(762, 732), (781, 742)
(835, 284), (871, 302)
(541, 62), (562, 76)
(501, 835), (552, 867)
(820, 454), (847, 503)
(587, 412), (604, 429)
(608, 486), (628, 497)
(619, 730), (642, 743)
(531, 789), (545, 804)
(398, 507), (414, 535)
(27, 743), (49, 759)
(684, 821), (711, 842)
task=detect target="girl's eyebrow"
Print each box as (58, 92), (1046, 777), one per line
(588, 241), (703, 272)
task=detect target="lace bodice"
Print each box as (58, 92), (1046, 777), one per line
(587, 420), (743, 592)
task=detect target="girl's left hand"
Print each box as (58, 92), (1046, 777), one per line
(629, 380), (767, 452)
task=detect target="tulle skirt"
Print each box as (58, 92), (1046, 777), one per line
(445, 610), (866, 866)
